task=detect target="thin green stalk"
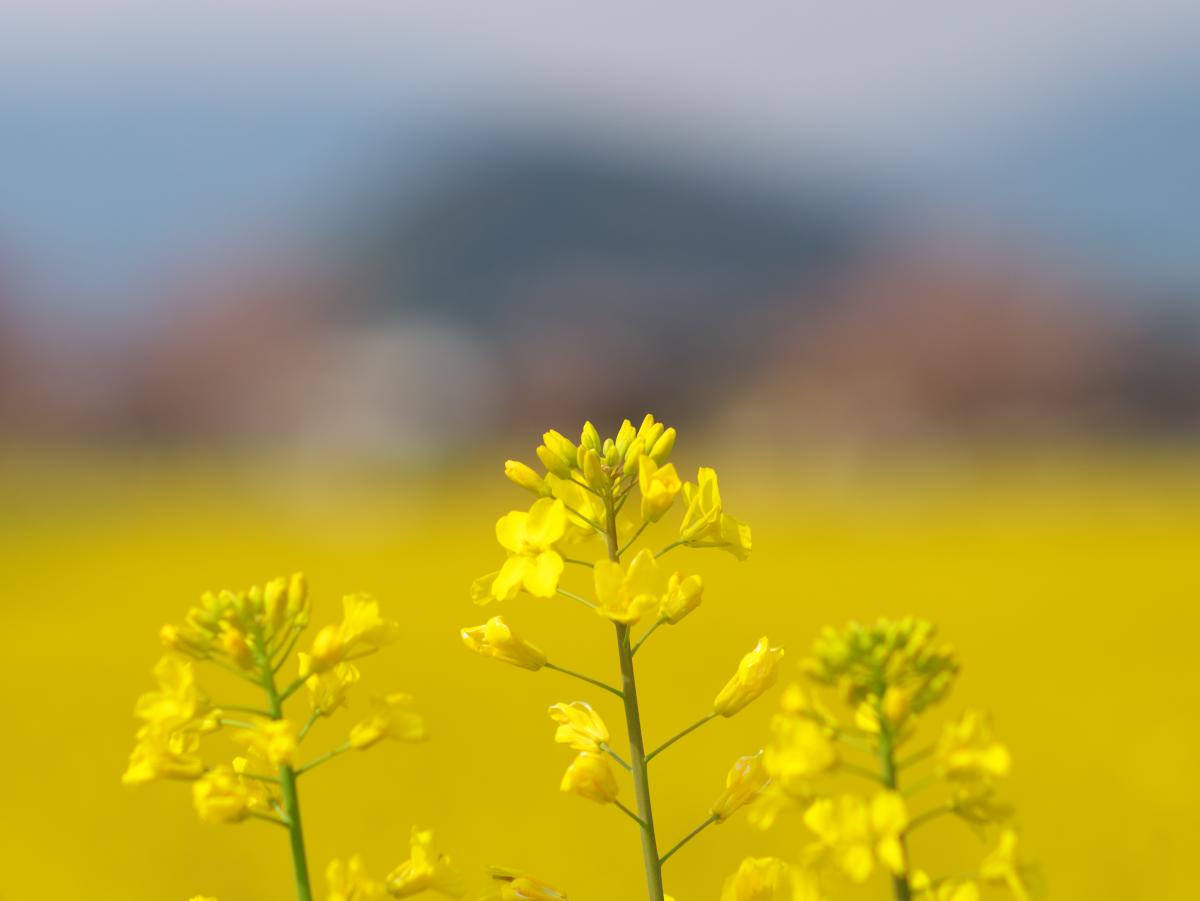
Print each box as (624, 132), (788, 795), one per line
(645, 713), (716, 764)
(606, 489), (665, 901)
(615, 799), (649, 830)
(545, 662), (623, 699)
(659, 813), (718, 867)
(878, 707), (911, 901)
(617, 519), (650, 557)
(654, 539), (686, 559)
(556, 587), (598, 610)
(601, 743), (633, 772)
(295, 742), (351, 776)
(256, 641), (313, 901)
(631, 617), (666, 656)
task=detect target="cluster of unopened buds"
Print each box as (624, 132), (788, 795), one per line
(124, 574), (562, 900)
(463, 415), (780, 901)
(719, 618), (1039, 901)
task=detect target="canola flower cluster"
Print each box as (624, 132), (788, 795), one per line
(718, 618), (1038, 901)
(123, 574), (477, 901)
(463, 415), (780, 901)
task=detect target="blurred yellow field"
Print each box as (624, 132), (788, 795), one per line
(3, 449), (1197, 900)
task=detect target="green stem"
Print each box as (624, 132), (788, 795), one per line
(617, 520), (650, 558)
(631, 617), (666, 656)
(295, 742), (351, 776)
(659, 814), (718, 866)
(556, 587), (598, 610)
(601, 743), (633, 772)
(545, 662), (624, 699)
(645, 713), (716, 764)
(615, 799), (649, 830)
(606, 488), (664, 901)
(654, 539), (686, 559)
(903, 804), (954, 835)
(878, 707), (911, 901)
(256, 640), (313, 901)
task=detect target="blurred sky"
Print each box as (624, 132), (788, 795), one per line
(3, 0), (1200, 317)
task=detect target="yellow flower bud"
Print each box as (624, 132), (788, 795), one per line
(660, 572), (703, 624)
(711, 750), (769, 822)
(882, 685), (911, 728)
(537, 430), (577, 477)
(614, 419), (636, 456)
(548, 701), (610, 751)
(560, 751), (619, 804)
(217, 622), (254, 670)
(386, 828), (466, 899)
(505, 460), (551, 497)
(580, 420), (601, 452)
(484, 868), (568, 901)
(304, 623), (344, 676)
(638, 457), (682, 523)
(461, 616), (547, 671)
(287, 572), (309, 619)
(714, 638), (784, 717)
(263, 576), (288, 632)
(649, 427), (676, 464)
(582, 448), (608, 491)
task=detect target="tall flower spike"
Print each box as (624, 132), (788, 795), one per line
(492, 498), (568, 601)
(714, 638), (784, 717)
(462, 617), (548, 671)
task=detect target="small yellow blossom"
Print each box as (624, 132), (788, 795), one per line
(304, 657), (361, 716)
(720, 857), (794, 901)
(302, 594), (399, 676)
(462, 617), (547, 671)
(711, 750), (770, 822)
(548, 701), (610, 752)
(192, 766), (252, 824)
(385, 827), (466, 898)
(764, 715), (837, 792)
(122, 725), (206, 785)
(979, 829), (1033, 901)
(560, 751), (619, 805)
(779, 683), (838, 729)
(937, 710), (1010, 784)
(594, 549), (664, 624)
(232, 719), (297, 767)
(714, 638), (784, 717)
(679, 468), (752, 559)
(659, 572), (703, 625)
(802, 791), (908, 882)
(492, 498), (568, 601)
(482, 867), (568, 901)
(638, 456), (682, 522)
(349, 693), (428, 750)
(326, 855), (386, 901)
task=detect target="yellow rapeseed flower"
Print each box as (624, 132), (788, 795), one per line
(659, 572), (703, 625)
(304, 657), (361, 716)
(302, 593), (399, 676)
(679, 468), (752, 559)
(548, 701), (610, 752)
(232, 719), (297, 767)
(979, 829), (1033, 901)
(461, 617), (547, 671)
(482, 867), (569, 901)
(638, 456), (682, 523)
(720, 857), (794, 901)
(711, 750), (770, 822)
(192, 766), (253, 824)
(764, 715), (837, 792)
(504, 460), (552, 497)
(802, 791), (908, 883)
(492, 498), (568, 601)
(911, 871), (980, 901)
(714, 638), (784, 717)
(326, 854), (386, 900)
(348, 693), (428, 750)
(593, 549), (664, 624)
(560, 751), (619, 805)
(385, 827), (466, 898)
(937, 710), (1011, 785)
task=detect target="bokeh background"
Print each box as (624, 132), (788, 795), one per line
(2, 2), (1198, 899)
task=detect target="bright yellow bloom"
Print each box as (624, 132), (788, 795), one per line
(779, 683), (838, 729)
(349, 693), (428, 749)
(304, 657), (361, 716)
(803, 792), (908, 882)
(232, 719), (297, 767)
(192, 766), (252, 824)
(711, 750), (770, 822)
(536, 430), (578, 478)
(505, 460), (552, 497)
(326, 854), (386, 900)
(122, 725), (206, 785)
(482, 867), (568, 901)
(979, 829), (1033, 901)
(638, 456), (681, 523)
(937, 710), (1010, 784)
(660, 572), (703, 625)
(548, 701), (610, 752)
(679, 468), (752, 559)
(593, 549), (664, 624)
(133, 656), (212, 730)
(720, 857), (794, 901)
(911, 871), (980, 901)
(764, 715), (837, 792)
(492, 498), (567, 601)
(302, 594), (399, 676)
(462, 617), (547, 671)
(714, 638), (784, 717)
(545, 474), (606, 541)
(560, 751), (619, 804)
(385, 827), (466, 898)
